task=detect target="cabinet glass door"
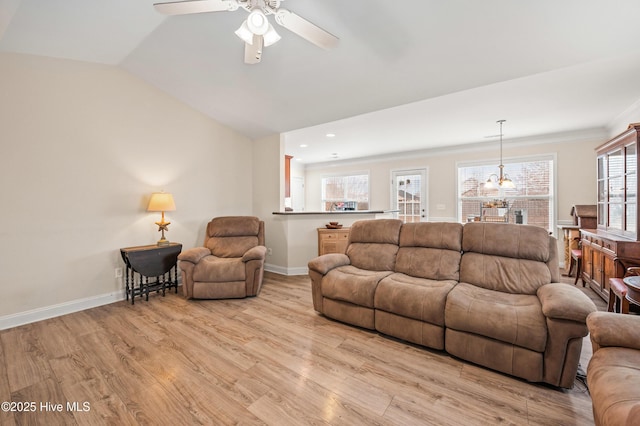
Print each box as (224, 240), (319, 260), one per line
(608, 150), (624, 231)
(597, 156), (607, 226)
(626, 143), (637, 233)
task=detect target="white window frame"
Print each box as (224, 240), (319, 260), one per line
(321, 170), (370, 211)
(456, 153), (558, 234)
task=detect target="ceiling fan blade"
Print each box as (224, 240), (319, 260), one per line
(275, 9), (338, 50)
(244, 35), (264, 65)
(154, 0), (238, 15)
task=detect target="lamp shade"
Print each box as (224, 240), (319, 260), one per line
(263, 24), (281, 47)
(235, 21), (254, 44)
(247, 9), (269, 35)
(147, 192), (176, 212)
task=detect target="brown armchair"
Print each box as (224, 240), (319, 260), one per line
(178, 216), (266, 299)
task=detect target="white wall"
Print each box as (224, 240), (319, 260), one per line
(608, 98), (640, 138)
(289, 159), (305, 211)
(252, 134), (287, 272)
(3, 50), (639, 326)
(305, 131), (605, 226)
(0, 52), (254, 325)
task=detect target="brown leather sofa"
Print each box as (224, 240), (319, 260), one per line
(178, 216), (266, 299)
(587, 312), (640, 426)
(308, 219), (597, 388)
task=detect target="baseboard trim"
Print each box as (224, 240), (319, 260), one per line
(0, 291), (126, 331)
(265, 263), (308, 276)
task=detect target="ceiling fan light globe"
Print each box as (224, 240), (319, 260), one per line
(235, 21), (254, 44)
(263, 24), (281, 46)
(247, 9), (269, 35)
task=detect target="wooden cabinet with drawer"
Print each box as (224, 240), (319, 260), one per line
(317, 227), (350, 256)
(580, 229), (640, 300)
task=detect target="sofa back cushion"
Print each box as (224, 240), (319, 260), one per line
(205, 216), (263, 258)
(346, 219), (403, 271)
(396, 222), (463, 280)
(460, 222), (556, 294)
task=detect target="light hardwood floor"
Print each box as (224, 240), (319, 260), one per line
(0, 272), (605, 425)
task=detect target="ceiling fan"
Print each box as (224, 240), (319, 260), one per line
(153, 0), (339, 64)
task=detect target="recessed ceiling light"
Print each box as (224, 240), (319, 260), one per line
(326, 133), (336, 138)
(300, 144), (308, 148)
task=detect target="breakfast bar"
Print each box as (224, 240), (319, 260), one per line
(271, 210), (399, 275)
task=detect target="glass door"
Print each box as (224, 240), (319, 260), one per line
(392, 169), (427, 223)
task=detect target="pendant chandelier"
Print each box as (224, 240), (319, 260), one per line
(485, 119), (515, 189)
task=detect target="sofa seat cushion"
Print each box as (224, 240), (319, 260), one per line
(588, 347), (640, 426)
(445, 283), (547, 352)
(375, 273), (456, 326)
(322, 265), (393, 308)
(192, 256), (245, 282)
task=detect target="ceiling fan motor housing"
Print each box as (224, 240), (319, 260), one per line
(240, 0), (281, 15)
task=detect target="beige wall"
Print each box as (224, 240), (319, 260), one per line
(283, 132), (607, 273)
(252, 134), (287, 271)
(0, 52), (253, 322)
(305, 133), (604, 226)
(2, 50), (639, 325)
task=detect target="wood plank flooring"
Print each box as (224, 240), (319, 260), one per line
(0, 272), (605, 425)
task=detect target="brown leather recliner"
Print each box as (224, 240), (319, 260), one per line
(178, 216), (266, 299)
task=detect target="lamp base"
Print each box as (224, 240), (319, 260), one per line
(155, 220), (171, 246)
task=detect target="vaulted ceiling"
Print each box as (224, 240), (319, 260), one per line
(2, 0), (640, 163)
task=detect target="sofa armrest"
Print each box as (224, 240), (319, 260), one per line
(587, 311), (640, 352)
(242, 245), (267, 262)
(308, 254), (350, 275)
(537, 283), (597, 322)
(178, 247), (211, 264)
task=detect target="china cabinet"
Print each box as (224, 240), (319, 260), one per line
(581, 124), (640, 300)
(596, 124), (639, 238)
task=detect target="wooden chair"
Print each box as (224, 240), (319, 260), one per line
(608, 266), (640, 314)
(569, 248), (584, 286)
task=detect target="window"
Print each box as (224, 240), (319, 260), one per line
(322, 173), (369, 211)
(457, 155), (555, 231)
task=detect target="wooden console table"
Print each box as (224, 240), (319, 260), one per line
(120, 243), (182, 304)
(317, 227), (350, 255)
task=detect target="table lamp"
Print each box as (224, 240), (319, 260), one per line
(147, 192), (176, 246)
